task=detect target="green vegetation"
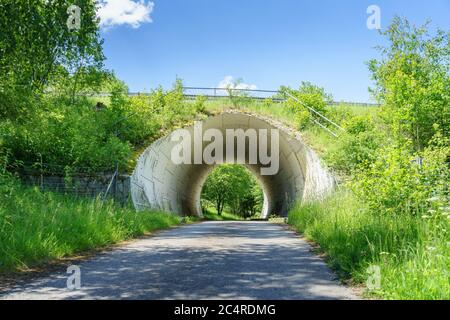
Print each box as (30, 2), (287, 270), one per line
(0, 173), (181, 273)
(289, 191), (449, 299)
(0, 2), (207, 173)
(0, 79), (207, 173)
(281, 81), (333, 130)
(0, 4), (196, 273)
(0, 3), (448, 300)
(0, 1), (104, 120)
(202, 207), (245, 221)
(288, 18), (449, 299)
(201, 165), (263, 219)
(368, 17), (449, 152)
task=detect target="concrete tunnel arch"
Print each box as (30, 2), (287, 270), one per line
(131, 111), (336, 218)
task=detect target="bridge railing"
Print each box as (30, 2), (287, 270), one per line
(179, 86), (379, 107)
(282, 90), (345, 137)
(181, 86), (283, 101)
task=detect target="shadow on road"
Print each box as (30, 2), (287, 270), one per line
(2, 222), (356, 300)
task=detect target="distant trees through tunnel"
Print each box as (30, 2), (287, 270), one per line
(201, 164), (264, 219)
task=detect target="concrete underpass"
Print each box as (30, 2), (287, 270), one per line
(131, 111), (335, 218)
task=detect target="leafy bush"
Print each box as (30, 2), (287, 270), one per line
(326, 115), (385, 174)
(0, 96), (132, 171)
(281, 82), (333, 130)
(0, 78), (207, 173)
(326, 105), (353, 126)
(193, 95), (207, 113)
(351, 128), (449, 217)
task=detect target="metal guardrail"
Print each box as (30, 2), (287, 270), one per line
(183, 86), (280, 94)
(182, 94), (286, 102)
(283, 91), (345, 137)
(179, 87), (379, 107)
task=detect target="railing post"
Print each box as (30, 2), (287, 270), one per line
(39, 154), (44, 191)
(114, 162), (119, 200)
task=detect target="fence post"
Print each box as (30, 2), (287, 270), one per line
(39, 154), (44, 191)
(114, 162), (119, 201)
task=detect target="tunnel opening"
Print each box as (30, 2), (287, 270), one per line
(200, 164), (266, 220)
(131, 111), (336, 218)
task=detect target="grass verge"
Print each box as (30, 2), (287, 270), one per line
(202, 207), (244, 221)
(0, 182), (181, 273)
(288, 191), (449, 300)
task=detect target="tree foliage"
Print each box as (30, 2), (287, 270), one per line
(281, 82), (333, 130)
(0, 0), (103, 89)
(368, 16), (450, 151)
(0, 0), (104, 119)
(201, 165), (263, 217)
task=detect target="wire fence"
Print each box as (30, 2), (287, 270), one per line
(10, 160), (129, 203)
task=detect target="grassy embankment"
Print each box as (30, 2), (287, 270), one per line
(289, 191), (449, 299)
(0, 177), (181, 273)
(287, 109), (448, 299)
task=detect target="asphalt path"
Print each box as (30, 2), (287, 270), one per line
(1, 221), (357, 300)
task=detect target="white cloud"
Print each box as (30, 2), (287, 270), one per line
(98, 0), (154, 29)
(217, 76), (257, 94)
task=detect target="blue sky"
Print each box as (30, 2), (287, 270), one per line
(99, 0), (450, 102)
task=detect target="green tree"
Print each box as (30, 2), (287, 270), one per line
(0, 0), (104, 117)
(201, 165), (263, 217)
(368, 17), (450, 151)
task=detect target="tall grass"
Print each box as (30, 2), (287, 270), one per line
(203, 98), (296, 125)
(288, 191), (449, 299)
(0, 182), (180, 272)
